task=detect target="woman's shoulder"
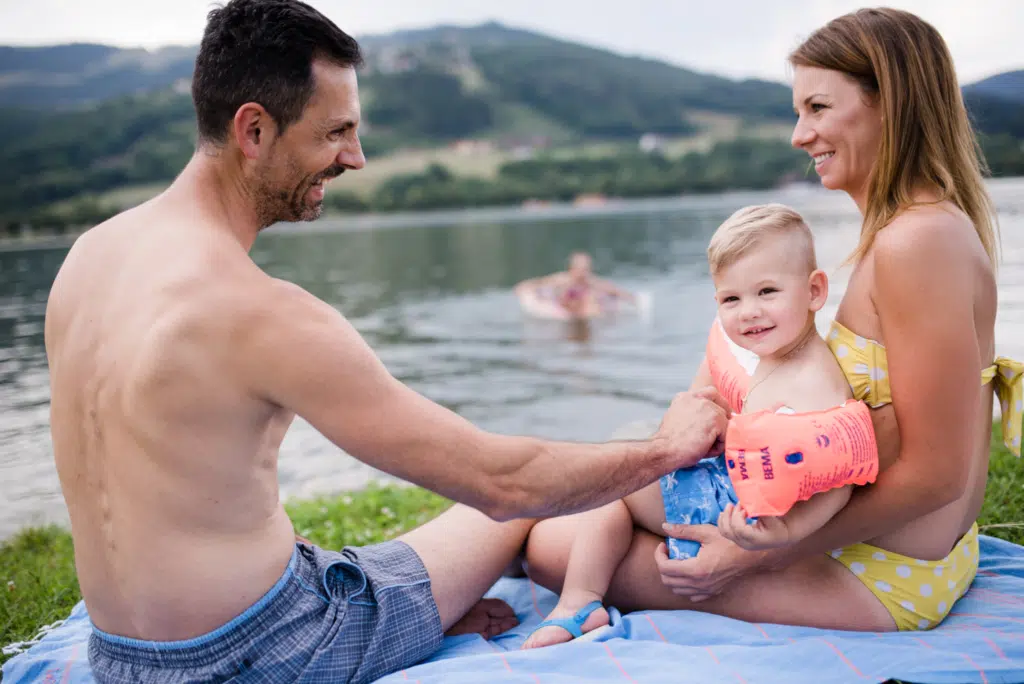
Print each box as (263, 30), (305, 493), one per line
(879, 201), (973, 244)
(873, 202), (983, 275)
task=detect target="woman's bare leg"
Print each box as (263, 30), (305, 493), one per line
(525, 514), (896, 631)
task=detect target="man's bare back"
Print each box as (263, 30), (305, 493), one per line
(47, 202), (298, 639)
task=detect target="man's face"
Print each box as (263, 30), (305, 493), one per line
(254, 62), (366, 226)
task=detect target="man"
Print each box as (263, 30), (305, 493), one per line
(44, 1), (728, 682)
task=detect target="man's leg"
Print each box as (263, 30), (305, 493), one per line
(399, 503), (535, 632)
(525, 514), (896, 631)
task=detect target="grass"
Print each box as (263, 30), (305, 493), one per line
(2, 428), (1022, 666)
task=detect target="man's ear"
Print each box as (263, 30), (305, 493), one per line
(232, 103), (275, 160)
(808, 269), (829, 312)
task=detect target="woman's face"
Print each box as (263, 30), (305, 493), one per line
(791, 66), (882, 210)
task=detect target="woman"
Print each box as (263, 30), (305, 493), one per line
(525, 7), (1021, 632)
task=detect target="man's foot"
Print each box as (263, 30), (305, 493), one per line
(521, 592), (609, 649)
(444, 598), (519, 640)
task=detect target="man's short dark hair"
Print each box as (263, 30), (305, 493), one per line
(191, 0), (363, 144)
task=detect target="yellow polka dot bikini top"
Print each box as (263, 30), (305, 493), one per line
(826, 320), (1024, 456)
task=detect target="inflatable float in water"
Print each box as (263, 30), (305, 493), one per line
(516, 284), (652, 321)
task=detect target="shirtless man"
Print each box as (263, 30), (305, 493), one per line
(44, 2), (728, 682)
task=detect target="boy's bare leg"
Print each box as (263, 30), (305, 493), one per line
(525, 514), (897, 631)
(399, 504), (535, 636)
(623, 481), (670, 535)
(521, 500), (633, 649)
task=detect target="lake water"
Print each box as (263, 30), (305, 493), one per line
(3, 178), (1024, 540)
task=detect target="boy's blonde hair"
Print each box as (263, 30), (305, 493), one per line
(707, 204), (816, 276)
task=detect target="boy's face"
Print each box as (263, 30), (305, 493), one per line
(712, 236), (827, 358)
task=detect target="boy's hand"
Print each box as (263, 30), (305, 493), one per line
(717, 503), (792, 550)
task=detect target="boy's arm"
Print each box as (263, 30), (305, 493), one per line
(777, 485), (853, 542)
(719, 485), (852, 551)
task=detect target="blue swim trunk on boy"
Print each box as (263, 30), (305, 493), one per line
(660, 456), (738, 560)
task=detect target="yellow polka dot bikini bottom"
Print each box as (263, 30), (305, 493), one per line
(829, 523), (979, 631)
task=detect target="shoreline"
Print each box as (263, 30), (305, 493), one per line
(4, 174), (1022, 252)
(0, 184), (826, 253)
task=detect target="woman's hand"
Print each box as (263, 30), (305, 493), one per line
(656, 523), (770, 601)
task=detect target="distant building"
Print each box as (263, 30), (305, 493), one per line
(497, 135), (552, 159)
(573, 193), (608, 207)
(451, 139), (494, 155)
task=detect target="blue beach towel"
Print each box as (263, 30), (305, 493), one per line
(5, 534), (1024, 683)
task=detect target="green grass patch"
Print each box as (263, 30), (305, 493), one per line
(2, 435), (1022, 664)
(979, 423), (1024, 545)
(0, 526), (80, 662)
(286, 484), (452, 550)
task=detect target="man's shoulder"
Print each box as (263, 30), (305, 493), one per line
(204, 275), (346, 366)
(185, 271), (322, 343)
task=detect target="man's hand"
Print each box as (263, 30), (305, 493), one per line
(652, 388), (730, 472)
(655, 523), (767, 601)
(718, 504), (792, 551)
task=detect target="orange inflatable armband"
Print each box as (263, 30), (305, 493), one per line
(705, 318), (756, 414)
(724, 402), (880, 517)
(701, 317), (881, 517)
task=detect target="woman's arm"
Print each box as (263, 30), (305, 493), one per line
(593, 277), (637, 302)
(514, 272), (564, 293)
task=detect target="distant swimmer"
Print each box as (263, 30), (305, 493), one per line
(514, 252), (637, 320)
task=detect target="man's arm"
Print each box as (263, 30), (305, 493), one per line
(236, 279), (727, 522)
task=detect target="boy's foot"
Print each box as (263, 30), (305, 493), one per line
(521, 594), (609, 649)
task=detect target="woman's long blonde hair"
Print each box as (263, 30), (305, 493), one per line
(789, 8), (999, 266)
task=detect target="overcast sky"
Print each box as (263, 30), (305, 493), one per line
(0, 0), (1020, 84)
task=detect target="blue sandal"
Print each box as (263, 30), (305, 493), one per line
(527, 600), (605, 641)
